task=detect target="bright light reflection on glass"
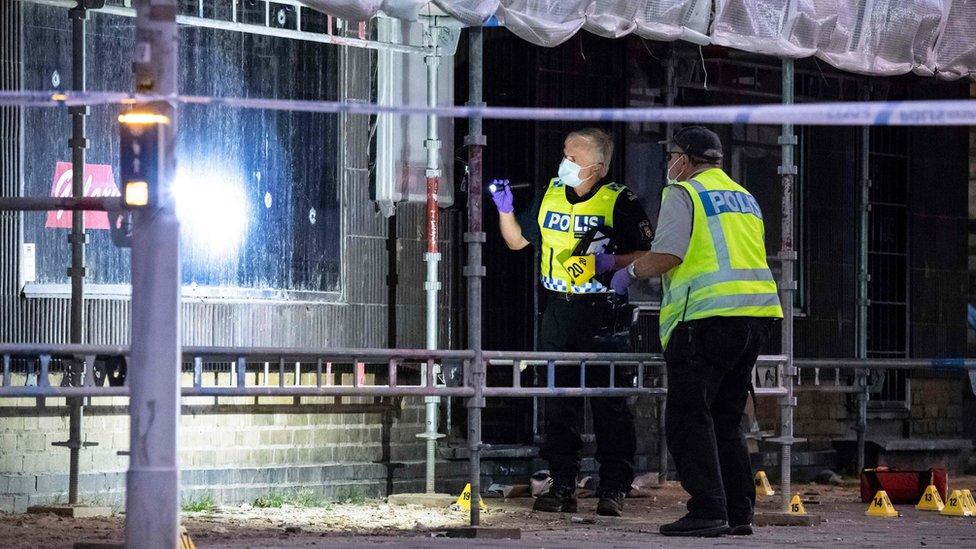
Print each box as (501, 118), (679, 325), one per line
(172, 168), (250, 258)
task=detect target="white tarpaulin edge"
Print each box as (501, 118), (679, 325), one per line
(298, 1), (976, 80)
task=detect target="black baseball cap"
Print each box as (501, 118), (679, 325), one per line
(660, 126), (723, 162)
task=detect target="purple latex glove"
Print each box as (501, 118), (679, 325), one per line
(487, 179), (514, 214)
(594, 253), (616, 275)
(611, 266), (637, 295)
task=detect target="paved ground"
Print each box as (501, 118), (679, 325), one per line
(2, 479), (975, 548)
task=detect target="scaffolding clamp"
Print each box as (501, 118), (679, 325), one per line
(463, 134), (487, 147)
(67, 233), (90, 245)
(767, 435), (806, 445)
(463, 232), (487, 243)
(51, 439), (99, 450)
(67, 105), (90, 117)
(777, 135), (798, 146)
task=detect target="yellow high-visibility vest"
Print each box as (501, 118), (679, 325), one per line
(537, 178), (625, 294)
(659, 168), (783, 349)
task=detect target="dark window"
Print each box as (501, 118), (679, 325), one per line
(21, 5), (340, 295)
(867, 126), (910, 404)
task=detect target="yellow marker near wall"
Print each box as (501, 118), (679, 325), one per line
(915, 485), (944, 512)
(788, 494), (806, 516)
(754, 471), (774, 497)
(939, 490), (973, 517)
(455, 483), (487, 512)
(865, 490), (899, 518)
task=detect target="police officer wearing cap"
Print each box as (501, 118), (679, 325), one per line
(488, 128), (654, 517)
(612, 126), (783, 537)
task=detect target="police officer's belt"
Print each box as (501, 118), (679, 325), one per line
(546, 290), (612, 302)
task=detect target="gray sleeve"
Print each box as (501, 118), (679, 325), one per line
(650, 186), (693, 259)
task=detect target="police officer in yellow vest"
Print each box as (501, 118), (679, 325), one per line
(612, 126), (783, 537)
(488, 128), (654, 517)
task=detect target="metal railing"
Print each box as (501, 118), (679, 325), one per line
(4, 349), (976, 529)
(0, 342), (795, 525)
(0, 345), (792, 400)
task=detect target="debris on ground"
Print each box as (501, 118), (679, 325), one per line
(2, 479), (976, 548)
(816, 469), (844, 486)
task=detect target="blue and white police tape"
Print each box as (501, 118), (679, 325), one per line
(3, 90), (976, 126)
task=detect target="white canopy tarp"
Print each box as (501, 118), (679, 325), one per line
(300, 0), (976, 80)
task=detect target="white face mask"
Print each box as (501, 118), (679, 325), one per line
(558, 158), (596, 188)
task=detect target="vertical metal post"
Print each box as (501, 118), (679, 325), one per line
(126, 2), (180, 547)
(464, 25), (487, 528)
(856, 87), (871, 473)
(856, 371), (869, 472)
(65, 0), (90, 507)
(777, 58), (798, 512)
(387, 213), (397, 348)
(658, 45), (676, 486)
(420, 17), (444, 494)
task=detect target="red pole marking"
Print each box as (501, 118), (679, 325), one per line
(426, 176), (439, 253)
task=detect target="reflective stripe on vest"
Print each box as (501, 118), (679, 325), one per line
(538, 179), (625, 294)
(659, 170), (783, 349)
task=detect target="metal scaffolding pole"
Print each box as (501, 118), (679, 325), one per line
(658, 44), (676, 486)
(855, 86), (871, 474)
(420, 17), (445, 495)
(464, 25), (487, 528)
(64, 0), (92, 506)
(776, 58), (798, 513)
(125, 1), (181, 547)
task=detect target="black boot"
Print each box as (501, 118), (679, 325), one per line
(728, 523), (753, 535)
(596, 490), (626, 517)
(533, 483), (577, 513)
(659, 515), (730, 537)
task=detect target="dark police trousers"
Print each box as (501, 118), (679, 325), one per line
(538, 292), (636, 493)
(664, 316), (774, 524)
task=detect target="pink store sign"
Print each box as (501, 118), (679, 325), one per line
(45, 162), (120, 230)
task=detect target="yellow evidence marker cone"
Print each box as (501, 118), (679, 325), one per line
(961, 489), (976, 513)
(754, 471), (775, 497)
(179, 525), (196, 549)
(455, 483), (487, 512)
(788, 494), (806, 516)
(865, 490), (899, 518)
(941, 490), (974, 517)
(915, 485), (945, 512)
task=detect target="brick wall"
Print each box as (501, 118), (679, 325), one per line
(793, 392), (851, 439)
(0, 389), (664, 513)
(0, 402), (445, 512)
(910, 378), (966, 437)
